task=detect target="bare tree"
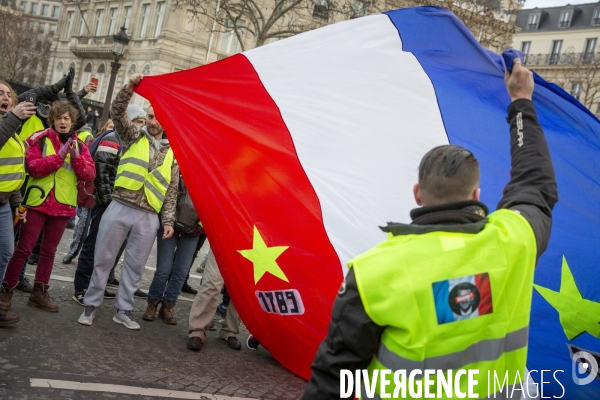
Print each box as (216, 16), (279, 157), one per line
(548, 53), (600, 113)
(172, 0), (380, 52)
(387, 0), (523, 52)
(0, 2), (53, 86)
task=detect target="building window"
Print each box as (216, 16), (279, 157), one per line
(107, 8), (117, 35)
(139, 4), (150, 37)
(527, 13), (539, 30)
(154, 2), (165, 37)
(30, 3), (37, 14)
(21, 1), (27, 12)
(52, 5), (59, 18)
(52, 61), (63, 82)
(593, 8), (600, 26)
(313, 0), (328, 20)
(220, 19), (244, 54)
(521, 41), (531, 64)
(39, 22), (45, 32)
(550, 40), (562, 65)
(81, 63), (92, 89)
(41, 4), (48, 16)
(142, 64), (151, 75)
(49, 24), (56, 33)
(596, 103), (600, 113)
(123, 6), (132, 30)
(584, 38), (597, 61)
(94, 9), (104, 36)
(78, 11), (87, 36)
(28, 21), (35, 30)
(65, 11), (74, 39)
(559, 11), (572, 28)
(570, 83), (582, 100)
(92, 64), (105, 101)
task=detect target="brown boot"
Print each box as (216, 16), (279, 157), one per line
(27, 282), (59, 312)
(0, 309), (19, 325)
(142, 298), (160, 321)
(0, 282), (14, 311)
(158, 300), (177, 325)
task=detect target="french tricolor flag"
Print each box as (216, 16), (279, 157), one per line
(136, 6), (600, 397)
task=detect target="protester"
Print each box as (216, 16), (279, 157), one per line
(85, 107), (96, 131)
(0, 98), (96, 314)
(78, 73), (178, 330)
(0, 81), (36, 325)
(301, 60), (558, 399)
(98, 119), (114, 136)
(187, 250), (242, 352)
(143, 176), (202, 324)
(72, 107), (146, 305)
(62, 126), (95, 264)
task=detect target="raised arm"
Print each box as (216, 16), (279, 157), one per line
(497, 59), (558, 258)
(302, 269), (384, 399)
(110, 73), (144, 147)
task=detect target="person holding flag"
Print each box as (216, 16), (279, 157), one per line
(302, 58), (558, 398)
(78, 73), (179, 331)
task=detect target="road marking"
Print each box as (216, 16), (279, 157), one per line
(28, 274), (196, 302)
(30, 378), (257, 399)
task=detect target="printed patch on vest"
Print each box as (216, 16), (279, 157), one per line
(432, 273), (493, 324)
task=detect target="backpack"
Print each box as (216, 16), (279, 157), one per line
(174, 178), (200, 234)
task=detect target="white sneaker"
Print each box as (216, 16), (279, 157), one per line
(78, 305), (96, 326)
(113, 310), (140, 330)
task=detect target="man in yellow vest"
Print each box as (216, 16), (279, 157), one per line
(0, 80), (36, 325)
(302, 60), (558, 399)
(78, 73), (179, 331)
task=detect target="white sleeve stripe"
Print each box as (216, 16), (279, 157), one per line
(96, 145), (119, 155)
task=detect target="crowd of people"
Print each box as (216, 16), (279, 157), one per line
(0, 69), (259, 354)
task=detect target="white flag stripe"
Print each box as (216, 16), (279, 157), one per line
(246, 15), (449, 273)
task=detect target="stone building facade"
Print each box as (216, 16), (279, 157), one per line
(513, 2), (600, 115)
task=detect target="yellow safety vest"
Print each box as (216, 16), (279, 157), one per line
(19, 114), (45, 141)
(26, 135), (77, 207)
(77, 131), (93, 145)
(0, 134), (26, 192)
(114, 134), (174, 213)
(351, 209), (537, 399)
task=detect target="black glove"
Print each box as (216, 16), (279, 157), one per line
(52, 70), (69, 93)
(64, 66), (75, 94)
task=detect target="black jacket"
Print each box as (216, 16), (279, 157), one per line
(17, 85), (86, 132)
(301, 99), (558, 399)
(92, 130), (122, 206)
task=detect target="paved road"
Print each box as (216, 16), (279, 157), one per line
(0, 226), (307, 399)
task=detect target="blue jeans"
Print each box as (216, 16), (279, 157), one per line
(67, 206), (92, 258)
(0, 202), (14, 281)
(148, 227), (199, 302)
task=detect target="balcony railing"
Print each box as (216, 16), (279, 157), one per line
(523, 52), (600, 66)
(69, 36), (120, 59)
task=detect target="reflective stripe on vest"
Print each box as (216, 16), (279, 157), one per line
(114, 134), (174, 213)
(19, 114), (45, 141)
(0, 135), (26, 192)
(351, 209), (537, 399)
(26, 136), (77, 207)
(77, 131), (93, 144)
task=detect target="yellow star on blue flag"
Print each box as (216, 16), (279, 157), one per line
(534, 256), (600, 340)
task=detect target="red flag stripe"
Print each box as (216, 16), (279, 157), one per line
(136, 54), (343, 379)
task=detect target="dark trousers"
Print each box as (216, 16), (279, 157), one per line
(73, 202), (124, 293)
(3, 209), (69, 286)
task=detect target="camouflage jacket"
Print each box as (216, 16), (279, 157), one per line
(109, 85), (179, 226)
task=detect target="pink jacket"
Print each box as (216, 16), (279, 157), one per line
(26, 128), (96, 217)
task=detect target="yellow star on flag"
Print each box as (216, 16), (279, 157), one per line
(238, 226), (289, 284)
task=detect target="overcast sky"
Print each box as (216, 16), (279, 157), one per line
(522, 0), (597, 9)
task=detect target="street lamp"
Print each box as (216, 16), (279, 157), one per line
(100, 25), (130, 126)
